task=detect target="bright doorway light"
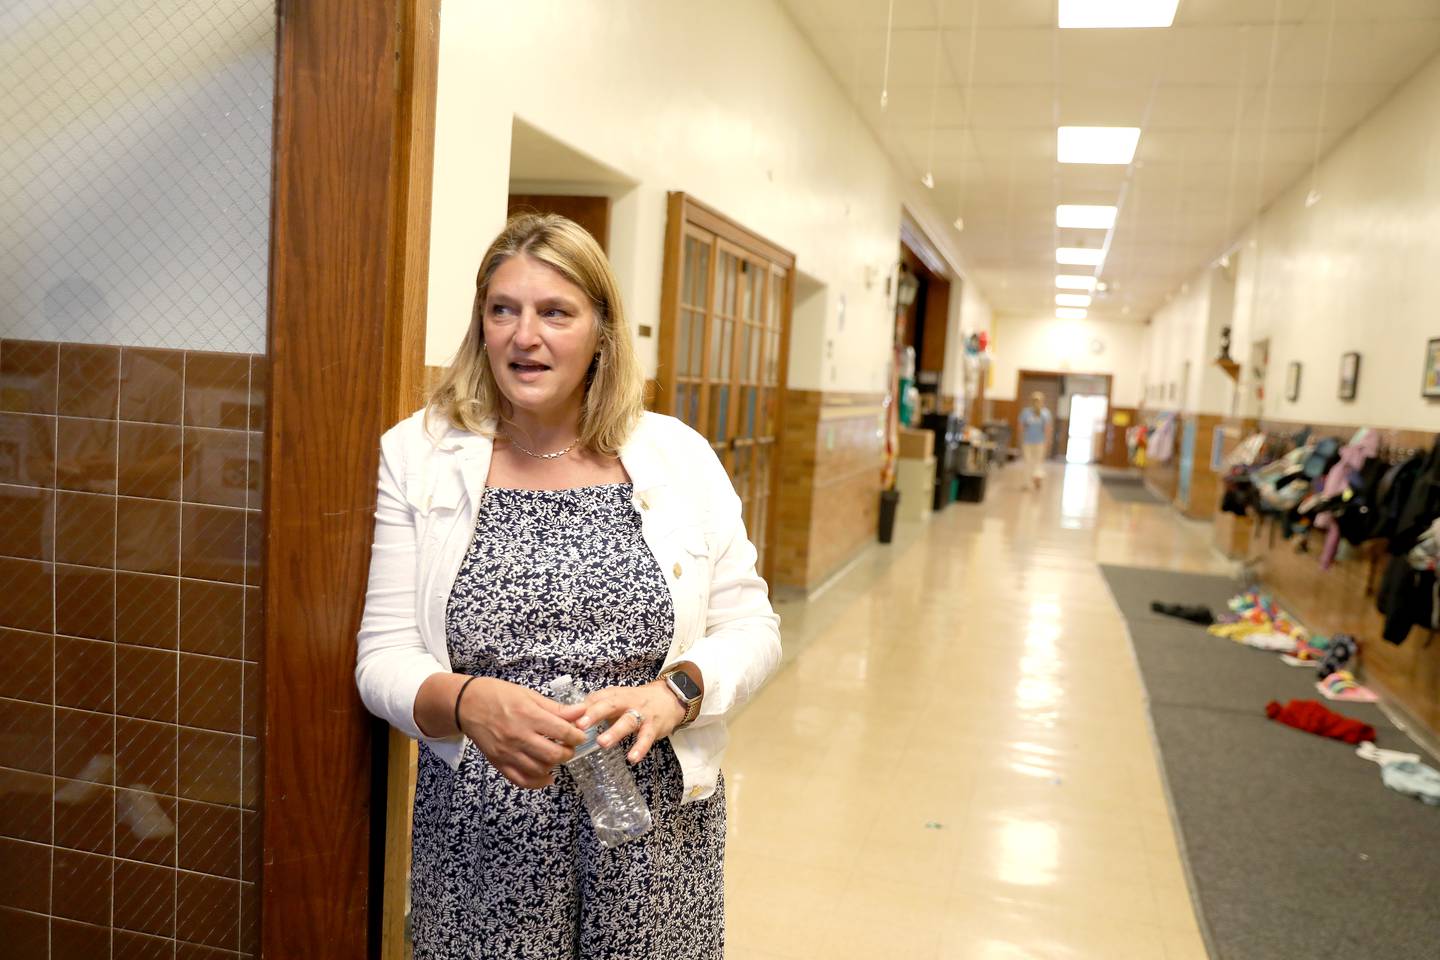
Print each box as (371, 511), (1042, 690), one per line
(1056, 293), (1092, 307)
(1056, 274), (1097, 291)
(1059, 0), (1180, 29)
(1056, 307), (1088, 320)
(1058, 126), (1141, 164)
(1056, 247), (1104, 266)
(1056, 204), (1118, 229)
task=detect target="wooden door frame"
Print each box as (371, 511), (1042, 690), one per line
(264, 1), (438, 957)
(658, 192), (795, 584)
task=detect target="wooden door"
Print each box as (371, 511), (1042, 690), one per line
(659, 194), (794, 581)
(506, 193), (611, 252)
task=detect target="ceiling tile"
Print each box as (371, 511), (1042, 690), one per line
(1058, 29), (1169, 88)
(944, 27), (1054, 85)
(1148, 84), (1248, 129)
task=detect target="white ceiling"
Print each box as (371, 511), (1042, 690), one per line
(780, 0), (1440, 320)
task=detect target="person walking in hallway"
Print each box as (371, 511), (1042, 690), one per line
(1019, 391), (1054, 490)
(355, 213), (781, 959)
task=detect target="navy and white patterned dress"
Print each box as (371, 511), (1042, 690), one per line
(410, 483), (726, 960)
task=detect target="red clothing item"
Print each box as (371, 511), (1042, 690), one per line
(1265, 699), (1376, 744)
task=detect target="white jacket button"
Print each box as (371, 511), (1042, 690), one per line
(672, 562), (682, 578)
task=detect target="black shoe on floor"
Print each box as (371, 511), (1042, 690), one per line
(1150, 601), (1216, 626)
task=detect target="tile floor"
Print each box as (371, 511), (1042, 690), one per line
(724, 462), (1235, 960)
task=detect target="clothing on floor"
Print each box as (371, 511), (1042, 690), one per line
(1316, 634), (1357, 680)
(1264, 698), (1377, 744)
(1356, 742), (1421, 767)
(1243, 632), (1300, 652)
(1315, 670), (1378, 703)
(1150, 601), (1215, 626)
(410, 484), (725, 960)
(1379, 760), (1440, 806)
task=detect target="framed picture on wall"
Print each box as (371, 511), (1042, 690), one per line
(1424, 338), (1440, 398)
(1339, 352), (1360, 401)
(1286, 362), (1302, 402)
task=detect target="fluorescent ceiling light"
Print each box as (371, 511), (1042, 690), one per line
(1056, 307), (1088, 320)
(1056, 204), (1118, 229)
(1056, 247), (1104, 266)
(1056, 293), (1092, 307)
(1056, 274), (1097, 291)
(1059, 0), (1180, 29)
(1058, 126), (1141, 165)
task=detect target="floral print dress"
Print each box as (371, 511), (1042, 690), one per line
(409, 483), (725, 960)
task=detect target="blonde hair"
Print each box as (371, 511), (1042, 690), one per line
(428, 213), (644, 456)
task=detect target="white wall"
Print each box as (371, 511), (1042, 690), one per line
(427, 0), (991, 394)
(990, 316), (1147, 407)
(1140, 267), (1234, 414)
(1144, 51), (1440, 430)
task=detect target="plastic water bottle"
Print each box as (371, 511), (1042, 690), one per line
(545, 676), (653, 848)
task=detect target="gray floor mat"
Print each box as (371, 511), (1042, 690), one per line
(1100, 474), (1167, 504)
(1099, 564), (1440, 960)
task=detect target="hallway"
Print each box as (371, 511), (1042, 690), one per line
(725, 462), (1233, 960)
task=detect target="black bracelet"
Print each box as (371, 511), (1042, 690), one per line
(453, 675), (480, 736)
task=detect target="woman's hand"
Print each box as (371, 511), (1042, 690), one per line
(458, 677), (588, 789)
(576, 681), (687, 764)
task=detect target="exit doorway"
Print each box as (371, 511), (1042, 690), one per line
(1065, 393), (1110, 464)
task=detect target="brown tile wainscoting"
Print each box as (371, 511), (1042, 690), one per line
(773, 390), (886, 594)
(0, 339), (264, 959)
(1144, 413), (1226, 520)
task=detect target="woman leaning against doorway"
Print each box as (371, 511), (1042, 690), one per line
(354, 213), (781, 959)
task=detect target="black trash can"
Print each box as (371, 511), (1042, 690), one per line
(878, 489), (900, 543)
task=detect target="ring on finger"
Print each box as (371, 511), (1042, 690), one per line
(626, 708), (645, 727)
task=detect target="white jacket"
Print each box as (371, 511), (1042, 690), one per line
(355, 408), (782, 803)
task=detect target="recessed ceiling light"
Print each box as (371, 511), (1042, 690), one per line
(1056, 307), (1088, 320)
(1058, 126), (1141, 165)
(1059, 0), (1180, 29)
(921, 172), (935, 189)
(1056, 204), (1118, 229)
(1056, 293), (1092, 307)
(1056, 247), (1104, 266)
(1056, 274), (1097, 291)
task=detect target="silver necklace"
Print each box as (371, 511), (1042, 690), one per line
(502, 432), (580, 460)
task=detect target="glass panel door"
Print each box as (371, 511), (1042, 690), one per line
(659, 196), (793, 584)
(675, 228), (713, 430)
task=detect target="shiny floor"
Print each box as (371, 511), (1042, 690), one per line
(724, 463), (1235, 960)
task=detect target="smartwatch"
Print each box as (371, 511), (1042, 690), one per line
(661, 666), (703, 727)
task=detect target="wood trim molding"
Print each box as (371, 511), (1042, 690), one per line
(380, 5), (440, 958)
(673, 192), (796, 268)
(763, 264), (795, 584)
(264, 1), (438, 957)
(656, 192), (685, 417)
